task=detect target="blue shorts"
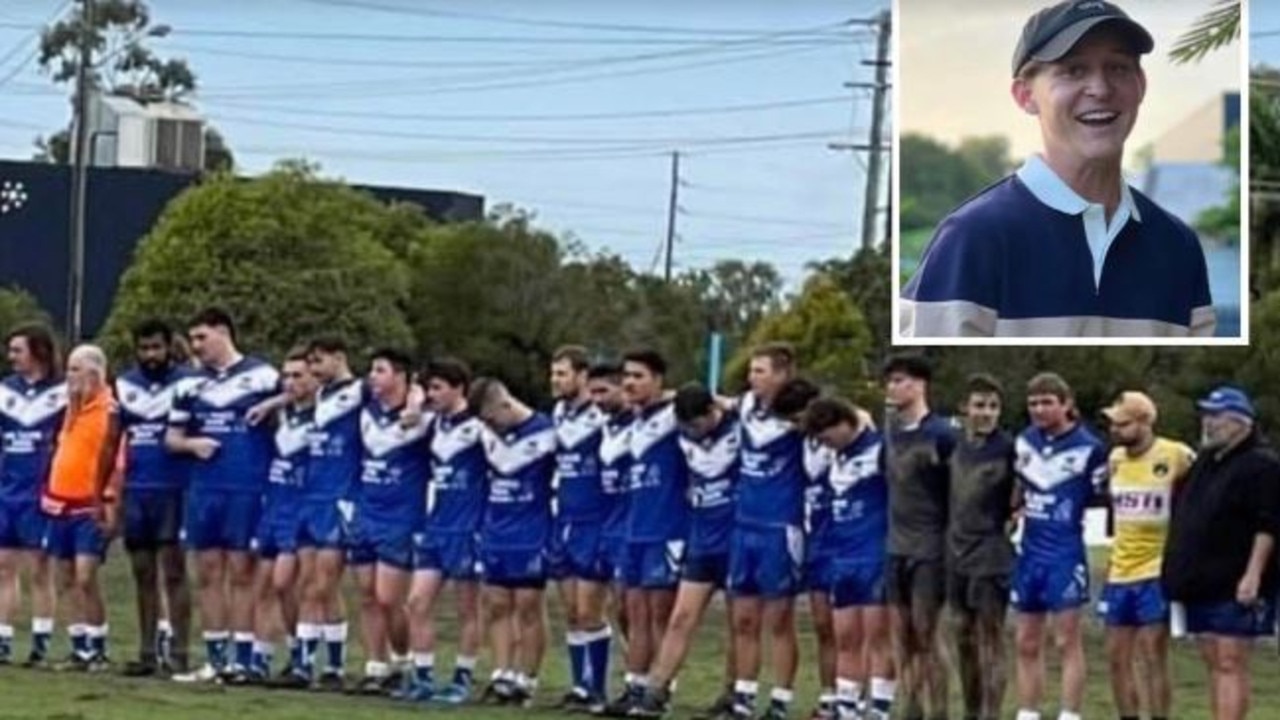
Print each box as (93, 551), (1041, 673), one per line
(122, 487), (184, 551)
(603, 534), (627, 584)
(347, 515), (414, 570)
(42, 514), (106, 561)
(479, 546), (547, 589)
(183, 489), (261, 552)
(546, 519), (570, 581)
(560, 521), (612, 583)
(681, 551), (729, 588)
(1101, 579), (1169, 627)
(1011, 557), (1089, 614)
(253, 504), (300, 560)
(294, 498), (348, 550)
(621, 540), (683, 590)
(1185, 600), (1277, 638)
(728, 525), (805, 600)
(415, 532), (479, 581)
(828, 559), (887, 609)
(803, 551), (833, 594)
(0, 500), (46, 550)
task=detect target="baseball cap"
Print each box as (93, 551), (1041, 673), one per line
(1012, 0), (1154, 77)
(1102, 391), (1157, 425)
(1196, 386), (1256, 419)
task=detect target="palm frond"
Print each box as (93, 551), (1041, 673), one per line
(1169, 0), (1240, 65)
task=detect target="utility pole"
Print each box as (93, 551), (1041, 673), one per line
(861, 9), (891, 253)
(663, 150), (680, 283)
(67, 0), (94, 342)
(830, 10), (892, 253)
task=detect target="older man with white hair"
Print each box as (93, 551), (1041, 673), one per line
(40, 344), (122, 671)
(1162, 387), (1280, 720)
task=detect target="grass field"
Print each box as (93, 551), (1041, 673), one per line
(2, 549), (1280, 719)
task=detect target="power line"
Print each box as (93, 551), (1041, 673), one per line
(683, 209), (850, 230)
(297, 0), (864, 37)
(205, 95), (849, 123)
(0, 0), (71, 89)
(204, 115), (846, 148)
(195, 38), (842, 100)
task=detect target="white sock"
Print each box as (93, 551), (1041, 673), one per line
(0, 624), (14, 639)
(1016, 711), (1042, 720)
(297, 622), (320, 641)
(32, 617), (54, 634)
(455, 655), (477, 671)
(322, 622), (348, 642)
(365, 660), (389, 678)
(254, 640), (274, 656)
(413, 651), (434, 668)
(836, 677), (861, 702)
(770, 687), (794, 705)
(1058, 712), (1082, 720)
(157, 619), (173, 634)
(870, 677), (895, 703)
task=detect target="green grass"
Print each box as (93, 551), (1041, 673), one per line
(1, 549), (1279, 718)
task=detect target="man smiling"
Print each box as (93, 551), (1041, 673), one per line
(902, 1), (1216, 338)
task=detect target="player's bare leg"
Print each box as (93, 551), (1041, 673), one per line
(1054, 609), (1086, 715)
(811, 591), (838, 718)
(514, 587), (547, 705)
(1014, 613), (1047, 718)
(1106, 626), (1139, 720)
(976, 602), (1007, 719)
(226, 550), (258, 680)
(482, 585), (516, 702)
(158, 543), (190, 671)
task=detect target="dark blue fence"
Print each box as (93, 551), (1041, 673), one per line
(0, 160), (482, 338)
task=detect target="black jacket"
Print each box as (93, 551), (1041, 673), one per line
(1162, 432), (1280, 604)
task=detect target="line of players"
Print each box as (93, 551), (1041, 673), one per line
(1, 308), (1270, 720)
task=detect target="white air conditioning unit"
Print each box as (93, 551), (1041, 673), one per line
(88, 94), (206, 172)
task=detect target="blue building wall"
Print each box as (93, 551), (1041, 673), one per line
(0, 160), (483, 337)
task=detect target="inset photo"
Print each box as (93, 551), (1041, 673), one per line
(895, 0), (1244, 343)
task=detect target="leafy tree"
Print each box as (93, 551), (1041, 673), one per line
(900, 133), (1009, 231)
(0, 287), (54, 338)
(723, 273), (874, 404)
(682, 260), (783, 342)
(1195, 125), (1240, 245)
(956, 136), (1013, 184)
(99, 162), (415, 364)
(810, 244), (891, 350)
(1170, 0), (1239, 65)
(33, 0), (231, 171)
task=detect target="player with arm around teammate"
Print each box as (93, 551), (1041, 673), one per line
(803, 396), (896, 720)
(396, 357), (486, 704)
(469, 377), (558, 707)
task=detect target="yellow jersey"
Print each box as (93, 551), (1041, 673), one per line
(1107, 436), (1194, 583)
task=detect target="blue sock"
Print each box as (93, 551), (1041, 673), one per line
(89, 626), (107, 658)
(567, 631), (586, 692)
(0, 627), (11, 659)
(71, 626), (89, 659)
(204, 632), (228, 670)
(32, 618), (53, 659)
(323, 623), (346, 674)
(452, 656), (476, 688)
(234, 635), (254, 671)
(584, 628), (612, 698)
(413, 654), (434, 686)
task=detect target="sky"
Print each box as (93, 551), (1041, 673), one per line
(900, 0), (1241, 167)
(1254, 1), (1280, 66)
(0, 0), (887, 285)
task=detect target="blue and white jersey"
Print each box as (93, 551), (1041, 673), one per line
(553, 400), (608, 524)
(1015, 423), (1108, 566)
(804, 437), (836, 551)
(825, 429), (888, 563)
(359, 401), (432, 530)
(627, 401), (689, 543)
(678, 412), (739, 556)
(306, 378), (367, 503)
(116, 366), (192, 491)
(599, 410), (632, 541)
(901, 155), (1215, 338)
(427, 409), (487, 535)
(265, 405), (313, 510)
(0, 375), (67, 504)
(482, 412), (557, 551)
(736, 392), (806, 530)
(168, 356), (280, 493)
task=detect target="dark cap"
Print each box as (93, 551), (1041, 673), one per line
(1012, 0), (1153, 77)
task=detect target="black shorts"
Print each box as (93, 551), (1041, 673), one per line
(947, 569), (1009, 618)
(123, 488), (184, 552)
(885, 555), (946, 613)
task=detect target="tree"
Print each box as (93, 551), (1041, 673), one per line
(0, 287), (54, 338)
(810, 244), (891, 350)
(956, 136), (1012, 184)
(723, 273), (874, 403)
(682, 260), (783, 343)
(99, 163), (416, 363)
(1195, 125), (1240, 245)
(33, 0), (232, 171)
(1170, 0), (1240, 65)
(900, 133), (1008, 231)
